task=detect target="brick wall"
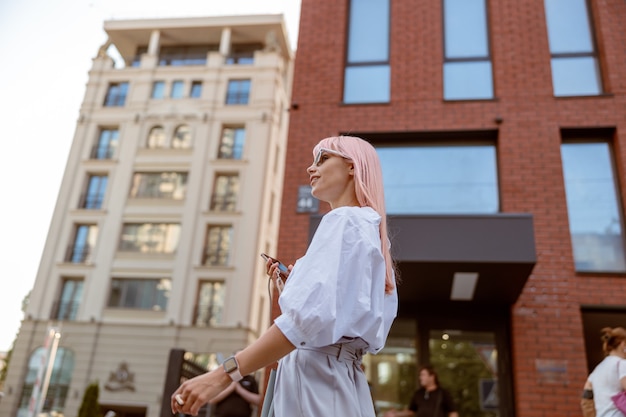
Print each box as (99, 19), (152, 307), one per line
(276, 0), (626, 415)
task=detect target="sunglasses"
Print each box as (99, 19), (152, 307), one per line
(313, 148), (351, 166)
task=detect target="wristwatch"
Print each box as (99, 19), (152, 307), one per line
(222, 356), (243, 382)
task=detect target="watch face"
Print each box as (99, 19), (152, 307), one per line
(223, 357), (238, 373)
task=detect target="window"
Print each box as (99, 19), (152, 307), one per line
(210, 174), (240, 211)
(203, 225), (233, 266)
(151, 81), (165, 99)
(194, 281), (225, 326)
(147, 125), (167, 149)
(172, 124), (191, 149)
(225, 79), (251, 104)
(104, 82), (129, 106)
(119, 223), (180, 254)
(80, 174), (107, 209)
(544, 0), (602, 96)
(561, 141), (625, 272)
(190, 81), (202, 98)
(171, 80), (184, 98)
(108, 278), (171, 310)
(218, 127), (246, 159)
(53, 279), (83, 320)
(18, 347), (74, 416)
(158, 45), (216, 66)
(91, 128), (118, 159)
(130, 172), (188, 200)
(344, 0), (390, 104)
(225, 43), (260, 65)
(67, 224), (98, 263)
(377, 143), (499, 214)
(443, 0), (493, 100)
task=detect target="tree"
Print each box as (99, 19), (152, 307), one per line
(78, 381), (102, 417)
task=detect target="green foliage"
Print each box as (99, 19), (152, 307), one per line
(0, 342), (14, 385)
(78, 381), (102, 417)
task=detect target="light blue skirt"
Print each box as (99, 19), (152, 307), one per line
(273, 339), (375, 417)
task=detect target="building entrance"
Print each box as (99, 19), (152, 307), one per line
(418, 311), (514, 417)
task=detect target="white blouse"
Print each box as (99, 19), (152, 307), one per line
(274, 206), (398, 354)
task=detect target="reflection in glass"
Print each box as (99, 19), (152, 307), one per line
(203, 225), (233, 266)
(211, 174), (240, 211)
(443, 0), (492, 100)
(444, 62), (493, 100)
(225, 79), (251, 104)
(551, 57), (601, 96)
(69, 224), (97, 263)
(93, 128), (118, 159)
(108, 278), (171, 310)
(56, 279), (83, 320)
(147, 126), (166, 148)
(190, 81), (202, 98)
(151, 81), (165, 99)
(18, 347), (74, 416)
(82, 175), (107, 209)
(347, 0), (389, 62)
(544, 0), (594, 53)
(377, 145), (499, 214)
(172, 124), (191, 149)
(429, 330), (499, 417)
(444, 0), (489, 58)
(344, 65), (390, 104)
(544, 0), (602, 96)
(194, 281), (225, 326)
(344, 0), (390, 104)
(130, 172), (187, 200)
(119, 223), (180, 254)
(561, 142), (626, 272)
(218, 127), (246, 159)
(171, 80), (184, 98)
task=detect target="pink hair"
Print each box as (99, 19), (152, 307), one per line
(314, 136), (397, 294)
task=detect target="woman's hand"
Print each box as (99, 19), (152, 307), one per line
(171, 368), (231, 416)
(265, 257), (293, 280)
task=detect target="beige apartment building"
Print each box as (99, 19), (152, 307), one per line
(1, 14), (293, 417)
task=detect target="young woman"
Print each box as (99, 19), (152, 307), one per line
(583, 327), (626, 417)
(171, 135), (398, 416)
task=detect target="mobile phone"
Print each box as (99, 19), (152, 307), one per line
(260, 253), (289, 277)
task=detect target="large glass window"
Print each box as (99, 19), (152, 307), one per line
(344, 0), (390, 104)
(561, 141), (625, 272)
(130, 172), (188, 200)
(91, 128), (118, 159)
(210, 174), (240, 211)
(18, 347), (74, 417)
(119, 223), (180, 254)
(544, 0), (602, 96)
(225, 79), (251, 104)
(218, 127), (246, 159)
(80, 174), (107, 209)
(203, 225), (233, 266)
(67, 224), (98, 263)
(108, 278), (171, 310)
(194, 281), (225, 326)
(443, 0), (493, 100)
(53, 279), (83, 320)
(103, 82), (128, 107)
(377, 144), (499, 214)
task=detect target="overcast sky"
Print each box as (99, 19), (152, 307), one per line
(0, 0), (301, 353)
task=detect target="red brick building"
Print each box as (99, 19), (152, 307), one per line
(274, 0), (626, 416)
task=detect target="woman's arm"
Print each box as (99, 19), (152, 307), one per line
(171, 324), (295, 416)
(234, 382), (261, 405)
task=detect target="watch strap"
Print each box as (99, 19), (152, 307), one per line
(223, 356), (243, 382)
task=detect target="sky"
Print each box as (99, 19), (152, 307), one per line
(0, 0), (301, 353)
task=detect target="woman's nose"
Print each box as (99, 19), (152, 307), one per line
(307, 164), (316, 174)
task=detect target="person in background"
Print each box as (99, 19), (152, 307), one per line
(171, 135), (398, 417)
(209, 369), (259, 417)
(583, 327), (626, 417)
(384, 365), (458, 417)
